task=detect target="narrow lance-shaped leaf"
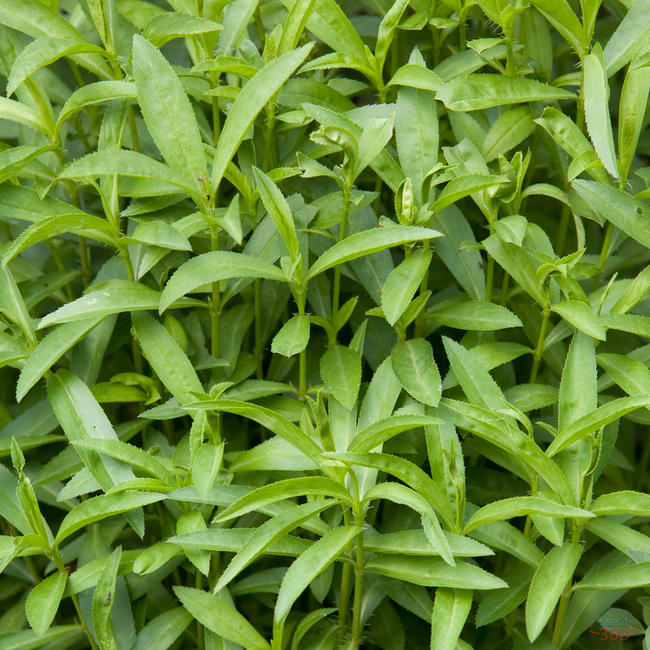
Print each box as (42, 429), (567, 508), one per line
(391, 339), (441, 407)
(275, 525), (360, 622)
(132, 35), (206, 186)
(160, 251), (286, 313)
(55, 491), (165, 545)
(253, 167), (300, 261)
(320, 344), (361, 410)
(132, 312), (203, 406)
(430, 589), (473, 650)
(215, 499), (337, 592)
(7, 37), (107, 97)
(438, 74), (575, 111)
(25, 571), (67, 636)
(381, 248), (432, 326)
(526, 543), (581, 642)
(174, 586), (270, 649)
(603, 0), (650, 75)
(17, 317), (103, 402)
(308, 226), (441, 279)
(211, 44), (313, 193)
(583, 44), (619, 179)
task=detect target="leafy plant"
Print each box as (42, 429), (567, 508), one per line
(0, 0), (649, 648)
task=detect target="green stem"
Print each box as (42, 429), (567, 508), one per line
(210, 226), (221, 358)
(530, 308), (550, 383)
(254, 278), (263, 379)
(485, 255), (494, 302)
(350, 509), (365, 646)
(338, 510), (354, 632)
(332, 183), (351, 317)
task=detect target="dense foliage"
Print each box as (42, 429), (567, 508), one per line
(0, 0), (649, 648)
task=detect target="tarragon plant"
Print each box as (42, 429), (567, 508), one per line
(0, 0), (649, 648)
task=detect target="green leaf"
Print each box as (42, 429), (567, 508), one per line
(320, 344), (361, 410)
(390, 338), (441, 407)
(132, 312), (203, 406)
(72, 439), (175, 484)
(185, 399), (323, 463)
(356, 113), (396, 179)
(366, 555), (507, 589)
(590, 490), (650, 517)
(463, 497), (594, 533)
(25, 571), (67, 636)
(0, 144), (57, 184)
(389, 63), (443, 92)
(349, 414), (441, 453)
(0, 97), (50, 136)
(253, 167), (300, 261)
(324, 452), (454, 528)
(275, 525), (359, 622)
(526, 543), (581, 642)
(364, 482), (453, 565)
(603, 0), (650, 74)
(47, 370), (136, 492)
(38, 281), (167, 329)
(143, 12), (221, 47)
(214, 477), (350, 524)
(215, 0), (259, 56)
(17, 317), (103, 401)
(308, 226), (441, 279)
(280, 0), (368, 65)
(131, 607), (192, 650)
(482, 106), (535, 162)
(428, 301), (522, 331)
(430, 589), (473, 650)
(211, 44), (313, 192)
(127, 221), (192, 251)
(191, 442), (224, 498)
(92, 546), (121, 650)
(572, 180), (650, 249)
(0, 626), (84, 649)
(0, 0), (111, 79)
(133, 34), (206, 185)
(573, 562), (650, 591)
(598, 352), (650, 401)
(396, 79), (439, 204)
(381, 249), (432, 326)
(271, 314), (310, 357)
(618, 60), (650, 183)
(174, 586), (271, 649)
(528, 0), (585, 56)
(56, 81), (137, 128)
(438, 74), (575, 111)
(59, 150), (201, 202)
(433, 174), (508, 213)
(551, 300), (606, 340)
(442, 337), (507, 411)
(7, 37), (106, 97)
(215, 499), (336, 592)
(3, 214), (119, 266)
(0, 265), (37, 348)
(55, 491), (164, 544)
(583, 44), (618, 179)
(547, 395), (650, 455)
(160, 251), (286, 313)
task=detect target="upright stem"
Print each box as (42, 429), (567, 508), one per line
(254, 278), (263, 378)
(211, 226), (221, 358)
(338, 510), (354, 632)
(350, 508), (366, 646)
(485, 256), (495, 302)
(530, 308), (550, 383)
(332, 183), (351, 316)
